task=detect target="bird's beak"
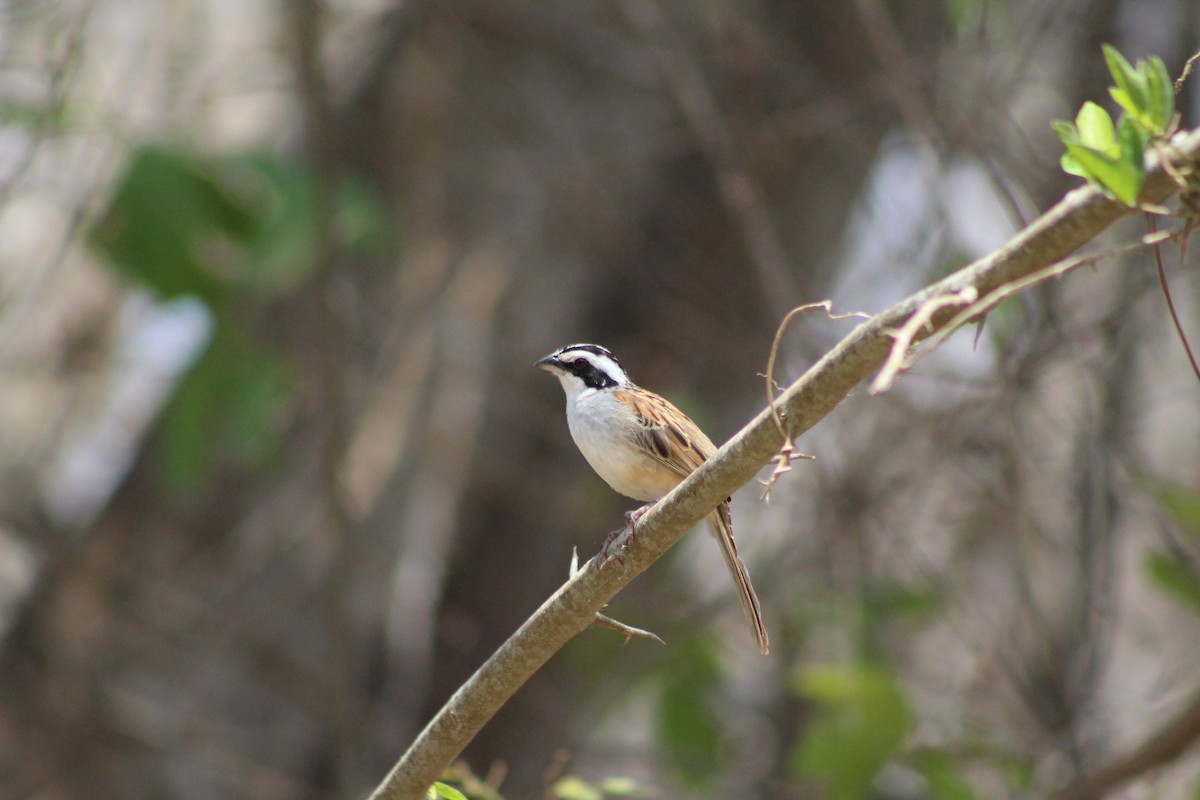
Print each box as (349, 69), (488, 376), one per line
(535, 354), (560, 372)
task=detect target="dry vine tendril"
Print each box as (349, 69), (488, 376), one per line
(758, 301), (868, 501)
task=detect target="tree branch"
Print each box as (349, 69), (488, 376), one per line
(366, 127), (1200, 800)
(1049, 690), (1200, 800)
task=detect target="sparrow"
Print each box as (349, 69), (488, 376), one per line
(536, 343), (769, 655)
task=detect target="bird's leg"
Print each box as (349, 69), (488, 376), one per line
(600, 502), (655, 561)
(625, 503), (654, 528)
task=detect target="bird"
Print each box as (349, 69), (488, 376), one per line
(536, 343), (769, 654)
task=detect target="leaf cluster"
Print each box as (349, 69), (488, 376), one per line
(1053, 45), (1177, 205)
(90, 146), (393, 489)
(1144, 482), (1200, 616)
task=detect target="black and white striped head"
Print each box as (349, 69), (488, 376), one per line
(536, 343), (630, 394)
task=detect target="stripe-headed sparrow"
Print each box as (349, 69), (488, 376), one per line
(536, 343), (769, 655)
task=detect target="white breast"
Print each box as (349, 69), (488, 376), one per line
(564, 389), (676, 502)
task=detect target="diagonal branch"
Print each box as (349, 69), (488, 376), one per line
(366, 127), (1200, 800)
(1049, 689), (1200, 800)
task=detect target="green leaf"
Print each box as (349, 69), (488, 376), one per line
(597, 777), (643, 795)
(1145, 55), (1176, 132)
(1152, 483), (1200, 535)
(1117, 113), (1148, 166)
(1051, 119), (1080, 144)
(429, 782), (469, 800)
(1061, 143), (1143, 204)
(868, 582), (943, 623)
(555, 776), (649, 800)
(157, 324), (295, 490)
(220, 154), (394, 293)
(656, 636), (723, 783)
(914, 752), (978, 800)
(1060, 152), (1089, 179)
(1104, 44), (1148, 120)
(554, 777), (603, 800)
(91, 147), (249, 303)
(791, 664), (911, 800)
(1052, 121), (1091, 179)
(93, 146), (397, 300)
(1145, 551), (1200, 616)
(1074, 101), (1116, 154)
(0, 97), (62, 129)
(1109, 87), (1135, 119)
(1103, 45), (1175, 134)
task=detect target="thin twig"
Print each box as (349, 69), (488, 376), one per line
(569, 549), (666, 645)
(871, 290), (978, 393)
(906, 234), (1174, 371)
(1175, 48), (1200, 94)
(619, 0), (801, 317)
(1146, 213), (1200, 382)
(758, 301), (866, 500)
(591, 615), (667, 645)
(763, 301), (872, 436)
(290, 3), (366, 793)
(852, 0), (941, 144)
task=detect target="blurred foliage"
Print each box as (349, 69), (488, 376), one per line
(552, 775), (647, 799)
(1144, 483), (1200, 616)
(655, 634), (725, 784)
(158, 324), (293, 489)
(1153, 482), (1200, 536)
(90, 145), (393, 488)
(866, 581), (944, 624)
(911, 751), (980, 800)
(1145, 550), (1200, 616)
(436, 763), (504, 800)
(435, 761), (649, 800)
(943, 0), (998, 35)
(790, 663), (912, 799)
(784, 583), (988, 799)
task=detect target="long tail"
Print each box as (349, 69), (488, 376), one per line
(706, 502), (769, 654)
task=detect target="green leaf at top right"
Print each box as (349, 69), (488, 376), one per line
(1103, 44), (1175, 134)
(429, 782), (469, 800)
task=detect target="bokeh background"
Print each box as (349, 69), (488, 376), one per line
(1, 1), (1199, 798)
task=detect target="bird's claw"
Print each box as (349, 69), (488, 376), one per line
(599, 503), (654, 564)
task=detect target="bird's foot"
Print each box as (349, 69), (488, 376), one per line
(599, 526), (626, 563)
(599, 503), (655, 563)
(625, 503), (654, 528)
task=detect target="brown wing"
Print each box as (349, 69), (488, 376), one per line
(612, 387), (716, 477)
(614, 389), (769, 654)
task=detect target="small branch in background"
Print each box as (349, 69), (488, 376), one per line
(569, 549), (666, 645)
(348, 0), (433, 115)
(288, 0), (365, 794)
(618, 0), (802, 317)
(380, 249), (512, 743)
(871, 290), (977, 394)
(882, 233), (1175, 386)
(1174, 49), (1200, 94)
(851, 0), (941, 144)
(1049, 690), (1200, 800)
(758, 301), (863, 500)
(591, 615), (666, 646)
(1145, 212), (1200, 383)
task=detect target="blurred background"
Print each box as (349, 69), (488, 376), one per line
(1, 0), (1199, 798)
